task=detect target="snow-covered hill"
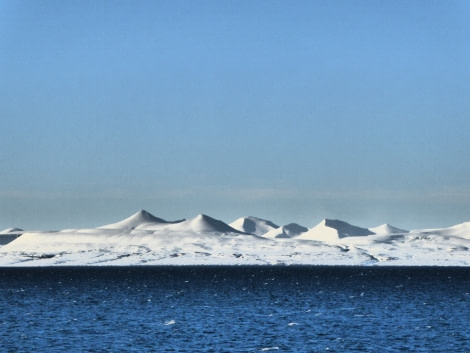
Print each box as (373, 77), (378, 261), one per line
(298, 219), (374, 241)
(230, 216), (279, 236)
(263, 223), (308, 239)
(0, 227), (24, 234)
(169, 214), (244, 234)
(369, 224), (408, 235)
(1, 210), (469, 266)
(410, 222), (470, 239)
(0, 228), (24, 246)
(99, 210), (184, 230)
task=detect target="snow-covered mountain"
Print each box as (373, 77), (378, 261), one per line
(0, 227), (23, 234)
(0, 228), (24, 245)
(1, 210), (469, 266)
(230, 216), (279, 236)
(369, 224), (408, 235)
(263, 223), (308, 239)
(169, 214), (244, 234)
(99, 210), (184, 230)
(298, 219), (374, 241)
(410, 222), (470, 239)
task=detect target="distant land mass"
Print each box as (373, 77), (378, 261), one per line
(1, 210), (469, 266)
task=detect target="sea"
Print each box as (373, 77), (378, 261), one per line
(1, 266), (469, 352)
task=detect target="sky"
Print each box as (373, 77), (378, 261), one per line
(1, 0), (470, 231)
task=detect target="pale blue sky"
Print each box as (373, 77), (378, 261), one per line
(1, 1), (469, 230)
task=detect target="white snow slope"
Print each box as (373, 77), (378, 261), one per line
(229, 216), (279, 236)
(1, 210), (469, 266)
(263, 223), (308, 239)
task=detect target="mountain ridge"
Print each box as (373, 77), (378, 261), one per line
(99, 210), (184, 230)
(263, 223), (308, 238)
(298, 219), (374, 241)
(230, 216), (279, 236)
(172, 214), (244, 234)
(1, 210), (470, 266)
(369, 224), (408, 235)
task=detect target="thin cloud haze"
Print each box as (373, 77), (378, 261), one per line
(1, 1), (469, 230)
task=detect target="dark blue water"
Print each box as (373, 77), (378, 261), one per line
(1, 266), (469, 352)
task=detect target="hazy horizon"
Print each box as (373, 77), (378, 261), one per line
(1, 1), (469, 230)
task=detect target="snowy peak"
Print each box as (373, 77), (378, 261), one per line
(322, 219), (374, 237)
(2, 210), (470, 266)
(129, 210), (167, 223)
(369, 224), (408, 235)
(0, 227), (24, 234)
(230, 216), (279, 236)
(263, 223), (308, 239)
(99, 210), (182, 230)
(446, 222), (470, 237)
(299, 219), (374, 241)
(283, 223), (309, 237)
(411, 221), (470, 238)
(175, 214), (243, 234)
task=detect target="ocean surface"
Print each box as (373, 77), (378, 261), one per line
(1, 266), (469, 352)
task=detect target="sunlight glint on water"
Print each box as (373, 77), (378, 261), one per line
(1, 266), (469, 352)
